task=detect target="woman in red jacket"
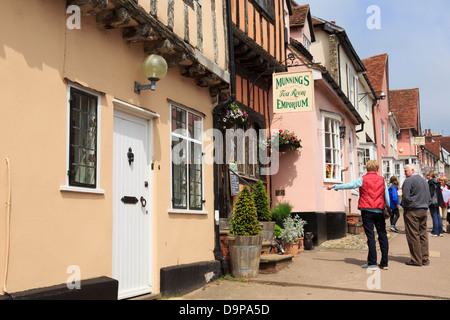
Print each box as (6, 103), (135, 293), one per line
(328, 160), (390, 271)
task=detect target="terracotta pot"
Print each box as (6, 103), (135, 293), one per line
(283, 241), (299, 257)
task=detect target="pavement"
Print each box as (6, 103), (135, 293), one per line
(170, 213), (450, 301)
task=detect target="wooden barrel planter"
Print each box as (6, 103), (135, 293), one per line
(228, 235), (263, 278)
(260, 221), (276, 242)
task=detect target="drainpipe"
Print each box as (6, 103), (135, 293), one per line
(213, 0), (236, 275)
(2, 158), (11, 295)
(356, 122), (365, 134)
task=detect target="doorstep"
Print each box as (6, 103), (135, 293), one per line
(259, 254), (294, 274)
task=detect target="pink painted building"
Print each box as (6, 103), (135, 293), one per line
(269, 9), (368, 244)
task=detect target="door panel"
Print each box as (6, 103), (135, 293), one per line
(113, 111), (152, 299)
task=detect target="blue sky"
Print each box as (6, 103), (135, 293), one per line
(306, 0), (450, 136)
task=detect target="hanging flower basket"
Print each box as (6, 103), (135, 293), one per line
(217, 103), (249, 130)
(263, 129), (302, 152)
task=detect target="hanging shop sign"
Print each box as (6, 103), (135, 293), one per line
(273, 70), (314, 114)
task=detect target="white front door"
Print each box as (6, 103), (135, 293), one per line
(113, 110), (153, 300)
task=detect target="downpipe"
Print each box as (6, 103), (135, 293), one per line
(213, 0), (236, 276)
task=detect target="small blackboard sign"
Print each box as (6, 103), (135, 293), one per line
(229, 163), (240, 196)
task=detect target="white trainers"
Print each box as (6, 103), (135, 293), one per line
(361, 264), (379, 271)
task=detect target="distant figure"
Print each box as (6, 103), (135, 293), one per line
(427, 171), (445, 237)
(388, 176), (401, 233)
(402, 165), (431, 266)
(438, 177), (450, 232)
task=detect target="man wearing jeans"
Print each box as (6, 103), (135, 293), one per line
(328, 160), (390, 270)
(402, 164), (431, 266)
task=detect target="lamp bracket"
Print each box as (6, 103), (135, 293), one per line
(134, 81), (156, 94)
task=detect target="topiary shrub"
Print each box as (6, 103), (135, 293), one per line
(252, 180), (272, 222)
(230, 187), (262, 236)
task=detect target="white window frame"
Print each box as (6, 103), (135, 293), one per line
(347, 64), (354, 105)
(169, 103), (206, 214)
(303, 34), (311, 52)
(381, 119), (386, 146)
(322, 112), (343, 183)
(365, 95), (371, 120)
(353, 76), (359, 109)
(60, 82), (104, 194)
(383, 160), (391, 181)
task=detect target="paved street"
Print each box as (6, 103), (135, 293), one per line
(172, 214), (450, 300)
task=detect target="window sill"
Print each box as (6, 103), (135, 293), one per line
(60, 185), (105, 195)
(324, 179), (342, 184)
(168, 209), (208, 215)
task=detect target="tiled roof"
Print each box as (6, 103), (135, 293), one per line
(425, 141), (441, 158)
(290, 5), (310, 27)
(389, 88), (420, 129)
(434, 136), (450, 153)
(361, 54), (388, 93)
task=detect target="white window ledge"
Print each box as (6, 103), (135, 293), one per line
(60, 185), (105, 195)
(168, 209), (208, 215)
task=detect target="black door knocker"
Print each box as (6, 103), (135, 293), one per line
(127, 147), (134, 165)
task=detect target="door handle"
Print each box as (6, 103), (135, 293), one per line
(140, 196), (147, 208)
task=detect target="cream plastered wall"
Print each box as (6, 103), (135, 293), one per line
(0, 0), (215, 294)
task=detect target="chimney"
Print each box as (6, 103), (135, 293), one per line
(331, 21), (336, 24)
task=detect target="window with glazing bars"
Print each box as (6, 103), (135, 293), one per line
(324, 116), (341, 181)
(68, 88), (97, 188)
(171, 105), (203, 210)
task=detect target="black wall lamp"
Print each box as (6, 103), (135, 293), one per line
(339, 125), (347, 139)
(134, 54), (168, 94)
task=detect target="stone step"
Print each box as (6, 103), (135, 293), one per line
(259, 254), (294, 274)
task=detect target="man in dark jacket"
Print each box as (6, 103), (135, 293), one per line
(402, 164), (431, 266)
(427, 171), (445, 236)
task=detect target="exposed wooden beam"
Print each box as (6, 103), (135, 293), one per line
(144, 39), (175, 55)
(123, 24), (158, 42)
(66, 0), (108, 16)
(110, 0), (195, 58)
(196, 74), (221, 87)
(96, 7), (130, 29)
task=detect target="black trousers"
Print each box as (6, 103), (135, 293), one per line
(390, 208), (400, 226)
(361, 210), (389, 267)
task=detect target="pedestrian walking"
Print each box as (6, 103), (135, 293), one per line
(388, 176), (401, 233)
(328, 160), (390, 270)
(427, 171), (445, 237)
(402, 164), (430, 266)
(438, 177), (450, 232)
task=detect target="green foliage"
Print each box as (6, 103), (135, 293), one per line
(279, 215), (307, 243)
(252, 180), (272, 222)
(271, 202), (292, 228)
(230, 187), (262, 236)
(274, 224), (282, 240)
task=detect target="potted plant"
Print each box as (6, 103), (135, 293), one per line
(279, 215), (307, 257)
(271, 202), (293, 229)
(228, 187), (262, 278)
(253, 180), (275, 242)
(217, 103), (249, 130)
(264, 129), (302, 153)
